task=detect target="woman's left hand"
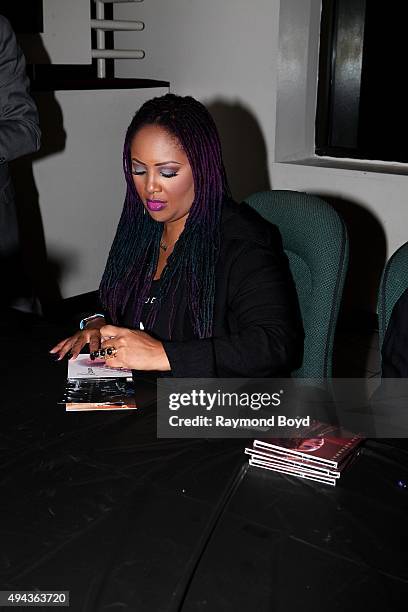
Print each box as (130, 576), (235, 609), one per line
(99, 325), (171, 371)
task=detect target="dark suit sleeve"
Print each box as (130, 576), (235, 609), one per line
(0, 16), (41, 164)
(162, 239), (303, 377)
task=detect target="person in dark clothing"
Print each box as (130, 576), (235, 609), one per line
(51, 94), (303, 377)
(381, 287), (408, 377)
(0, 15), (41, 309)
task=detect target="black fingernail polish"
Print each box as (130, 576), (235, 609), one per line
(49, 353), (60, 361)
(100, 349), (106, 357)
(67, 351), (73, 360)
(90, 354), (96, 361)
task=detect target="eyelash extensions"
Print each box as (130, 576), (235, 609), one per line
(160, 171), (178, 178)
(131, 168), (178, 178)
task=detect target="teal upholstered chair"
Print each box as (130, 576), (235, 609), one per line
(245, 190), (349, 378)
(377, 241), (408, 349)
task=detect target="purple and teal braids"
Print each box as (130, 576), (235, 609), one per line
(99, 93), (231, 338)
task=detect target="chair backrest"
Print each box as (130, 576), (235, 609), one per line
(377, 241), (408, 348)
(245, 190), (349, 378)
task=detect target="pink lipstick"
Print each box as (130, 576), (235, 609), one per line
(147, 199), (166, 212)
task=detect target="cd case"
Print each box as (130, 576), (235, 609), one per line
(67, 354), (132, 379)
(245, 421), (363, 486)
(61, 354), (136, 411)
(61, 378), (136, 411)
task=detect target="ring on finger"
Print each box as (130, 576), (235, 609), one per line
(102, 346), (117, 360)
(90, 347), (117, 360)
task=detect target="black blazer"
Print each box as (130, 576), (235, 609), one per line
(146, 200), (303, 377)
(0, 16), (41, 289)
(0, 16), (41, 176)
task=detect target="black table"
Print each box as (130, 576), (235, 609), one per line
(1, 311), (407, 611)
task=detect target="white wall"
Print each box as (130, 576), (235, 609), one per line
(113, 0), (408, 311)
(32, 86), (168, 298)
(114, 0), (281, 199)
(275, 0), (321, 161)
(19, 0), (91, 64)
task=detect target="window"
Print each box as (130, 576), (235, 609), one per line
(316, 0), (408, 163)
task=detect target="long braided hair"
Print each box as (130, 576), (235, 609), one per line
(99, 94), (231, 338)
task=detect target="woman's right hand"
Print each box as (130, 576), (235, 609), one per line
(49, 319), (105, 360)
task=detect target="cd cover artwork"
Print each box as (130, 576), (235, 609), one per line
(67, 354), (132, 380)
(62, 378), (136, 412)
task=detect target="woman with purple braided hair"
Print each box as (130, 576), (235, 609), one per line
(51, 94), (303, 376)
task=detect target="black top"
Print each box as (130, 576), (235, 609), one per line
(122, 278), (161, 331)
(142, 200), (302, 377)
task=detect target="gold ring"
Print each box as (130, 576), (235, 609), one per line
(100, 346), (117, 360)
